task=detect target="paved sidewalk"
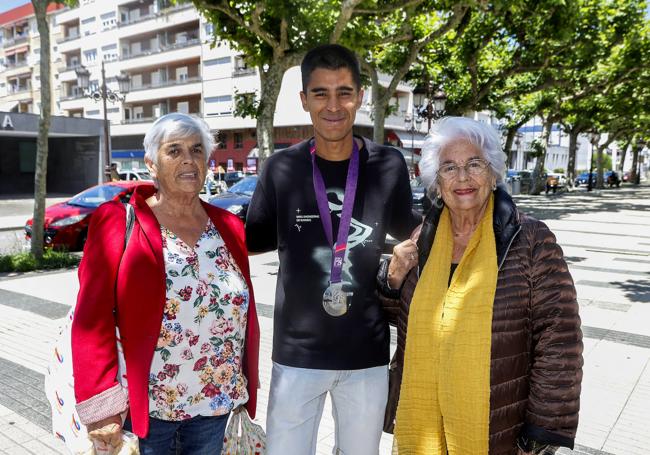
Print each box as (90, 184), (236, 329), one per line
(0, 185), (649, 454)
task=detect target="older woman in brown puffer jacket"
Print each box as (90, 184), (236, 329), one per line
(377, 116), (583, 455)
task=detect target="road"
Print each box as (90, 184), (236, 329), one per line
(0, 185), (649, 454)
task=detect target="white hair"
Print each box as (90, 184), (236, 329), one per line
(419, 116), (506, 194)
(143, 113), (215, 164)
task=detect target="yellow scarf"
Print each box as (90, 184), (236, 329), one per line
(395, 196), (498, 455)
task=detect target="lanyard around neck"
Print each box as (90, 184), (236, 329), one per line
(310, 139), (360, 284)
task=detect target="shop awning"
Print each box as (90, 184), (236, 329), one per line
(394, 130), (427, 149)
(4, 45), (28, 56)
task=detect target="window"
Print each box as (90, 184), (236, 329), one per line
(176, 66), (188, 82)
(86, 109), (100, 116)
(205, 95), (232, 116)
(204, 57), (230, 66)
(107, 107), (119, 113)
(100, 11), (116, 29)
(234, 133), (243, 149)
(217, 132), (227, 149)
(176, 101), (189, 114)
(102, 43), (118, 62)
(204, 23), (214, 36)
(84, 49), (97, 63)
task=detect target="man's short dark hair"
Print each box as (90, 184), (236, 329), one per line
(301, 44), (361, 92)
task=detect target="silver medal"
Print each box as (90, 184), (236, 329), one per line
(323, 282), (352, 317)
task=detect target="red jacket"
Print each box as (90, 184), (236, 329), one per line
(71, 185), (260, 437)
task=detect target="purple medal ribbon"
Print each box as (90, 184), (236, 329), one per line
(310, 139), (360, 284)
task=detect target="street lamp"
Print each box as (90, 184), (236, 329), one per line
(413, 82), (447, 132)
(76, 61), (130, 182)
(404, 113), (423, 170)
(588, 132), (600, 192)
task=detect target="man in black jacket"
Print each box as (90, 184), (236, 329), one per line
(246, 44), (420, 455)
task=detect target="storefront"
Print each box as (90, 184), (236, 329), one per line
(0, 111), (105, 194)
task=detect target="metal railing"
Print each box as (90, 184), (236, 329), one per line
(3, 35), (29, 48)
(117, 2), (193, 27)
(57, 33), (80, 44)
(4, 61), (29, 70)
(120, 38), (199, 60)
(121, 110), (201, 124)
(232, 67), (256, 77)
(128, 75), (201, 91)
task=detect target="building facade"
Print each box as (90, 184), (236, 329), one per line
(1, 0), (423, 176)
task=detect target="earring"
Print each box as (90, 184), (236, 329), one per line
(492, 182), (497, 191)
(433, 196), (444, 209)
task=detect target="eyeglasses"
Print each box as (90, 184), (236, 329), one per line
(437, 159), (490, 180)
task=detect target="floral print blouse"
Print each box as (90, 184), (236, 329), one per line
(149, 219), (250, 421)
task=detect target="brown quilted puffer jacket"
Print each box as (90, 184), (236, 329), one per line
(379, 187), (583, 454)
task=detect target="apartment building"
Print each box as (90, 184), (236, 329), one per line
(1, 0), (422, 173)
(0, 2), (64, 114)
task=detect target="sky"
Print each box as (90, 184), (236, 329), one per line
(0, 1), (30, 15)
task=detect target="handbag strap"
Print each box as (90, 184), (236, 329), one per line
(123, 202), (135, 249)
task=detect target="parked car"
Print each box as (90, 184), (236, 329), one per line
(507, 169), (533, 193)
(118, 169), (152, 181)
(575, 172), (595, 186)
(410, 177), (431, 214)
(209, 175), (257, 220)
(24, 181), (151, 251)
(605, 170), (621, 187)
(544, 172), (567, 194)
(224, 171), (246, 187)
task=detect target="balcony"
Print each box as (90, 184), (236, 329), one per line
(121, 38), (200, 61)
(4, 60), (30, 70)
(118, 2), (193, 27)
(3, 35), (29, 48)
(7, 86), (31, 95)
(232, 67), (256, 77)
(60, 92), (85, 101)
(57, 32), (80, 44)
(129, 75), (201, 92)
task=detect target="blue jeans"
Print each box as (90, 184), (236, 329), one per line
(266, 362), (388, 455)
(125, 413), (230, 455)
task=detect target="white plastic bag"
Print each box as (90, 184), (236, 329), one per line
(222, 407), (266, 455)
(44, 308), (130, 454)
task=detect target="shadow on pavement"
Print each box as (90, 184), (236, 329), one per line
(610, 278), (650, 304)
(514, 185), (650, 221)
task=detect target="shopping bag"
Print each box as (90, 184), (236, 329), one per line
(44, 309), (129, 454)
(44, 203), (134, 454)
(221, 407), (266, 455)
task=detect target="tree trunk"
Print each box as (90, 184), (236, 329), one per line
(31, 0), (51, 259)
(529, 117), (553, 195)
(255, 63), (284, 166)
(503, 127), (518, 169)
(365, 65), (386, 144)
(566, 128), (579, 186)
(618, 138), (632, 172)
(631, 146), (639, 184)
(255, 53), (303, 170)
(596, 145), (605, 188)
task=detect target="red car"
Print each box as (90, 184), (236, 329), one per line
(25, 181), (152, 251)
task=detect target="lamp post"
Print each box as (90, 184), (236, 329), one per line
(588, 132), (600, 192)
(414, 82), (447, 132)
(404, 113), (423, 170)
(76, 61), (130, 182)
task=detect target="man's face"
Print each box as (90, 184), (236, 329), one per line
(300, 67), (364, 144)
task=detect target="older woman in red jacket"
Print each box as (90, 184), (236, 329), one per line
(71, 113), (259, 454)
